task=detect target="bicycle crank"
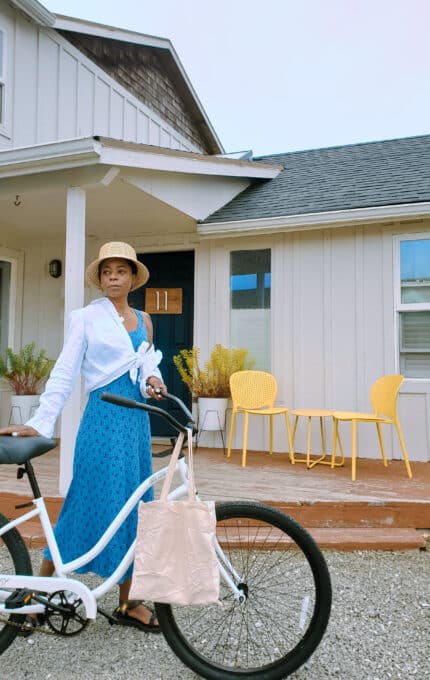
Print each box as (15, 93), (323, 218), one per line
(45, 591), (89, 636)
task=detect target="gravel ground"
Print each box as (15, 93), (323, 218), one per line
(1, 548), (429, 680)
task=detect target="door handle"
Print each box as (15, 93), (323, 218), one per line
(164, 290), (168, 311)
(156, 291), (160, 311)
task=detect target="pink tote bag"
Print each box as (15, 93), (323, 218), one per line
(129, 429), (220, 605)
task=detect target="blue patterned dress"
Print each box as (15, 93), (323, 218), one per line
(45, 310), (154, 582)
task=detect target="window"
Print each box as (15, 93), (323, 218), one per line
(0, 260), (11, 357)
(230, 249), (271, 370)
(0, 30), (4, 126)
(396, 235), (430, 378)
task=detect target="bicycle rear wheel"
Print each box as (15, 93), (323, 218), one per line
(0, 512), (33, 654)
(156, 501), (331, 680)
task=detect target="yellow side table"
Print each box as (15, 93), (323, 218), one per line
(291, 409), (344, 469)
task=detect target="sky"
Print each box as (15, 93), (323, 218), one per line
(45, 0), (429, 157)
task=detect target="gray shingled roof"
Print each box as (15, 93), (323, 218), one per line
(203, 134), (430, 224)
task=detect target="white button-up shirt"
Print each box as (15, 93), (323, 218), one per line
(26, 297), (163, 438)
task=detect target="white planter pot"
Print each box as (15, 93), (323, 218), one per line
(191, 401), (199, 429)
(197, 397), (228, 431)
(9, 395), (40, 425)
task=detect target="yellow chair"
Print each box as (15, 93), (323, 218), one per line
(227, 370), (294, 467)
(331, 374), (413, 481)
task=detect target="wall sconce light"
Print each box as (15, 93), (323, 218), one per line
(49, 259), (62, 278)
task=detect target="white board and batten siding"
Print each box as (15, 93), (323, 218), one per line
(196, 223), (430, 462)
(0, 3), (200, 152)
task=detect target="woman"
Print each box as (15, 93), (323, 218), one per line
(0, 242), (166, 633)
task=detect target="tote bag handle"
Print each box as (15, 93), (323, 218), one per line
(159, 428), (194, 502)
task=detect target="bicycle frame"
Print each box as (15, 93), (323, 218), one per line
(0, 428), (244, 621)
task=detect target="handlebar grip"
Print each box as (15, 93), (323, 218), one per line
(101, 390), (196, 435)
(100, 393), (139, 409)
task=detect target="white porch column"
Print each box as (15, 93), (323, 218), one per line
(59, 187), (86, 495)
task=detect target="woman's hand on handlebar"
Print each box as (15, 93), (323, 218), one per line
(145, 377), (167, 401)
(0, 425), (41, 437)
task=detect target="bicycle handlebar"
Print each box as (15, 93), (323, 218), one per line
(100, 390), (196, 435)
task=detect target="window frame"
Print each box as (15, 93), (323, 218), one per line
(0, 26), (9, 137)
(0, 248), (23, 356)
(394, 233), (430, 380)
(229, 246), (272, 372)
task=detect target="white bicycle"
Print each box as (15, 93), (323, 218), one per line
(0, 391), (332, 679)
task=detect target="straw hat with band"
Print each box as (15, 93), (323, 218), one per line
(86, 242), (149, 291)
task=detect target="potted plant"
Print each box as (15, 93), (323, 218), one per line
(0, 342), (55, 424)
(173, 344), (255, 431)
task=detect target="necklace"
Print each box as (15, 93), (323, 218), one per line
(117, 307), (131, 324)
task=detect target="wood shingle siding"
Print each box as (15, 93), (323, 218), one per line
(58, 31), (211, 153)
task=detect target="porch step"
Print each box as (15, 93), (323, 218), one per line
(268, 500), (430, 529)
(2, 495), (429, 529)
(0, 493), (428, 551)
(14, 522), (427, 552)
(308, 527), (427, 551)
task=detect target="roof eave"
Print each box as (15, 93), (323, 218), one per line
(198, 202), (430, 237)
(0, 136), (282, 180)
(96, 137), (281, 178)
(9, 0), (56, 26)
(0, 138), (101, 178)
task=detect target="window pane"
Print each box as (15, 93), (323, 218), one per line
(400, 239), (430, 303)
(0, 261), (11, 358)
(399, 311), (430, 378)
(230, 250), (271, 370)
(0, 31), (3, 78)
(231, 250), (271, 309)
(400, 311), (430, 351)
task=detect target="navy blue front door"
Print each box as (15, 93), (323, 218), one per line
(129, 251), (194, 437)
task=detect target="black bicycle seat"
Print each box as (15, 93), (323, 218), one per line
(0, 435), (57, 465)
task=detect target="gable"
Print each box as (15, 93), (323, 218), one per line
(58, 30), (216, 155)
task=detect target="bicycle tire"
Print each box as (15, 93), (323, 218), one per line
(156, 501), (331, 680)
(0, 512), (33, 654)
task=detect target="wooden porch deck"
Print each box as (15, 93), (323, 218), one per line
(1, 442), (429, 550)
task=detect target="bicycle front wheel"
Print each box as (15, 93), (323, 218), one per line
(156, 501), (332, 680)
(0, 512), (33, 654)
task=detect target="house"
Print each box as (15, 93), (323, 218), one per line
(1, 0), (429, 494)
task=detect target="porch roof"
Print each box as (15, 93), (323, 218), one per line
(201, 134), (430, 235)
(0, 136), (281, 180)
(0, 137), (281, 238)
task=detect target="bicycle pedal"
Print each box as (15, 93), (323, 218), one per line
(4, 588), (33, 609)
(97, 606), (119, 625)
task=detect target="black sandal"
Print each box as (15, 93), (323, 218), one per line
(17, 613), (45, 637)
(112, 601), (161, 633)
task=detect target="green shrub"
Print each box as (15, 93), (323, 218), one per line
(0, 342), (55, 395)
(173, 344), (255, 398)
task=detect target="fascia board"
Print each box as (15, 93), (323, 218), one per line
(0, 138), (101, 178)
(98, 145), (281, 179)
(163, 42), (224, 154)
(53, 15), (170, 50)
(0, 136), (279, 181)
(198, 202), (430, 237)
(10, 0), (56, 26)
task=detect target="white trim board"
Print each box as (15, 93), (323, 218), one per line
(198, 203), (430, 237)
(0, 137), (281, 180)
(8, 0), (55, 26)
